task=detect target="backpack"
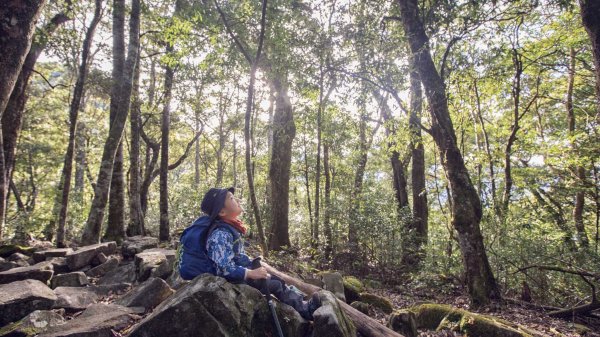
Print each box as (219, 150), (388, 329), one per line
(177, 215), (234, 280)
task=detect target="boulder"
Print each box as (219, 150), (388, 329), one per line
(65, 242), (116, 271)
(0, 260), (20, 272)
(86, 256), (119, 278)
(127, 274), (309, 337)
(135, 250), (172, 282)
(91, 252), (108, 266)
(312, 291), (356, 337)
(388, 309), (418, 337)
(38, 303), (143, 337)
(46, 257), (70, 274)
(7, 252), (32, 264)
(0, 244), (35, 259)
(0, 279), (57, 325)
(53, 286), (98, 311)
(0, 262), (54, 285)
(89, 283), (131, 297)
(359, 292), (393, 314)
(50, 271), (89, 289)
(116, 277), (174, 310)
(97, 262), (136, 285)
(32, 248), (73, 263)
(410, 303), (537, 336)
(343, 276), (364, 303)
(319, 271), (346, 302)
(0, 310), (65, 337)
(121, 236), (158, 259)
(350, 301), (370, 315)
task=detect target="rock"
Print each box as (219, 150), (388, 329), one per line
(32, 248), (73, 263)
(343, 276), (364, 303)
(91, 252), (108, 266)
(388, 309), (418, 337)
(359, 292), (393, 314)
(53, 287), (98, 311)
(116, 277), (174, 310)
(65, 242), (117, 271)
(0, 260), (20, 272)
(350, 301), (370, 315)
(0, 245), (35, 259)
(410, 303), (537, 336)
(50, 272), (89, 289)
(7, 252), (31, 262)
(121, 236), (158, 259)
(0, 310), (65, 337)
(128, 274), (309, 337)
(86, 256), (119, 278)
(46, 257), (70, 274)
(38, 303), (143, 337)
(0, 279), (57, 325)
(89, 283), (131, 297)
(0, 262), (54, 285)
(313, 291), (356, 337)
(97, 262), (136, 285)
(305, 277), (324, 288)
(319, 271), (346, 302)
(135, 250), (172, 282)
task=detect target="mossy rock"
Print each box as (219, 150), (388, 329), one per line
(359, 292), (393, 314)
(343, 276), (364, 303)
(350, 301), (370, 315)
(388, 309), (418, 337)
(363, 278), (382, 289)
(573, 323), (592, 335)
(409, 303), (536, 337)
(0, 245), (35, 258)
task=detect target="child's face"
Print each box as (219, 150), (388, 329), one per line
(219, 192), (243, 219)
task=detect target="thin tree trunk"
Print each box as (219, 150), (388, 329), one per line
(127, 54), (145, 236)
(214, 0), (268, 253)
(323, 142), (333, 259)
(216, 94), (225, 186)
(474, 79), (497, 213)
(303, 135), (314, 237)
(81, 0), (140, 244)
(268, 76), (296, 250)
(566, 47), (589, 247)
(397, 0), (500, 306)
(159, 39), (175, 242)
(0, 0), (47, 239)
(55, 0), (102, 248)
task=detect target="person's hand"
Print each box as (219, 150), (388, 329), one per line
(246, 267), (268, 280)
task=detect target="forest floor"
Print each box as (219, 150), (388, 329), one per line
(255, 240), (600, 337)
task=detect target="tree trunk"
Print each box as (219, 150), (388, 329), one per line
(159, 42), (175, 242)
(348, 92), (369, 249)
(473, 78), (497, 213)
(103, 0), (127, 244)
(127, 55), (145, 236)
(403, 66), (428, 267)
(396, 0), (500, 306)
(566, 47), (589, 247)
(81, 0), (140, 245)
(579, 0), (600, 123)
(216, 94), (225, 186)
(0, 0), (47, 239)
(323, 142), (333, 259)
(268, 76), (296, 250)
(55, 0), (102, 248)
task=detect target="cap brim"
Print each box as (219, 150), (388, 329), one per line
(227, 187), (235, 195)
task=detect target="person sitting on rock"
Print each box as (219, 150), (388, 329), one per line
(177, 187), (321, 320)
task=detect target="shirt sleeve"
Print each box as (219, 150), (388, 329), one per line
(234, 253), (252, 267)
(207, 228), (247, 282)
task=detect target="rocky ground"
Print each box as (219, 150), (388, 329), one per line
(0, 236), (598, 337)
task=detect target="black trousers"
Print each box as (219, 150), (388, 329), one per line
(246, 275), (308, 317)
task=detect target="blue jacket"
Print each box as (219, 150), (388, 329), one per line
(178, 215), (251, 282)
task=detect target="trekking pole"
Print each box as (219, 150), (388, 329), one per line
(252, 258), (284, 337)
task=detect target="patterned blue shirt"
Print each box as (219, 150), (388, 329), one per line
(206, 227), (251, 282)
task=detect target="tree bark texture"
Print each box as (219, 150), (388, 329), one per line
(159, 43), (175, 242)
(268, 76), (296, 250)
(579, 0), (600, 123)
(127, 56), (145, 236)
(323, 142), (333, 259)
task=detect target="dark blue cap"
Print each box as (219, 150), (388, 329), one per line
(201, 187), (235, 221)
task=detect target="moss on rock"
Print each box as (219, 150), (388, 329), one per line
(0, 245), (35, 258)
(359, 293), (393, 314)
(342, 276), (364, 303)
(350, 301), (370, 315)
(408, 303), (536, 337)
